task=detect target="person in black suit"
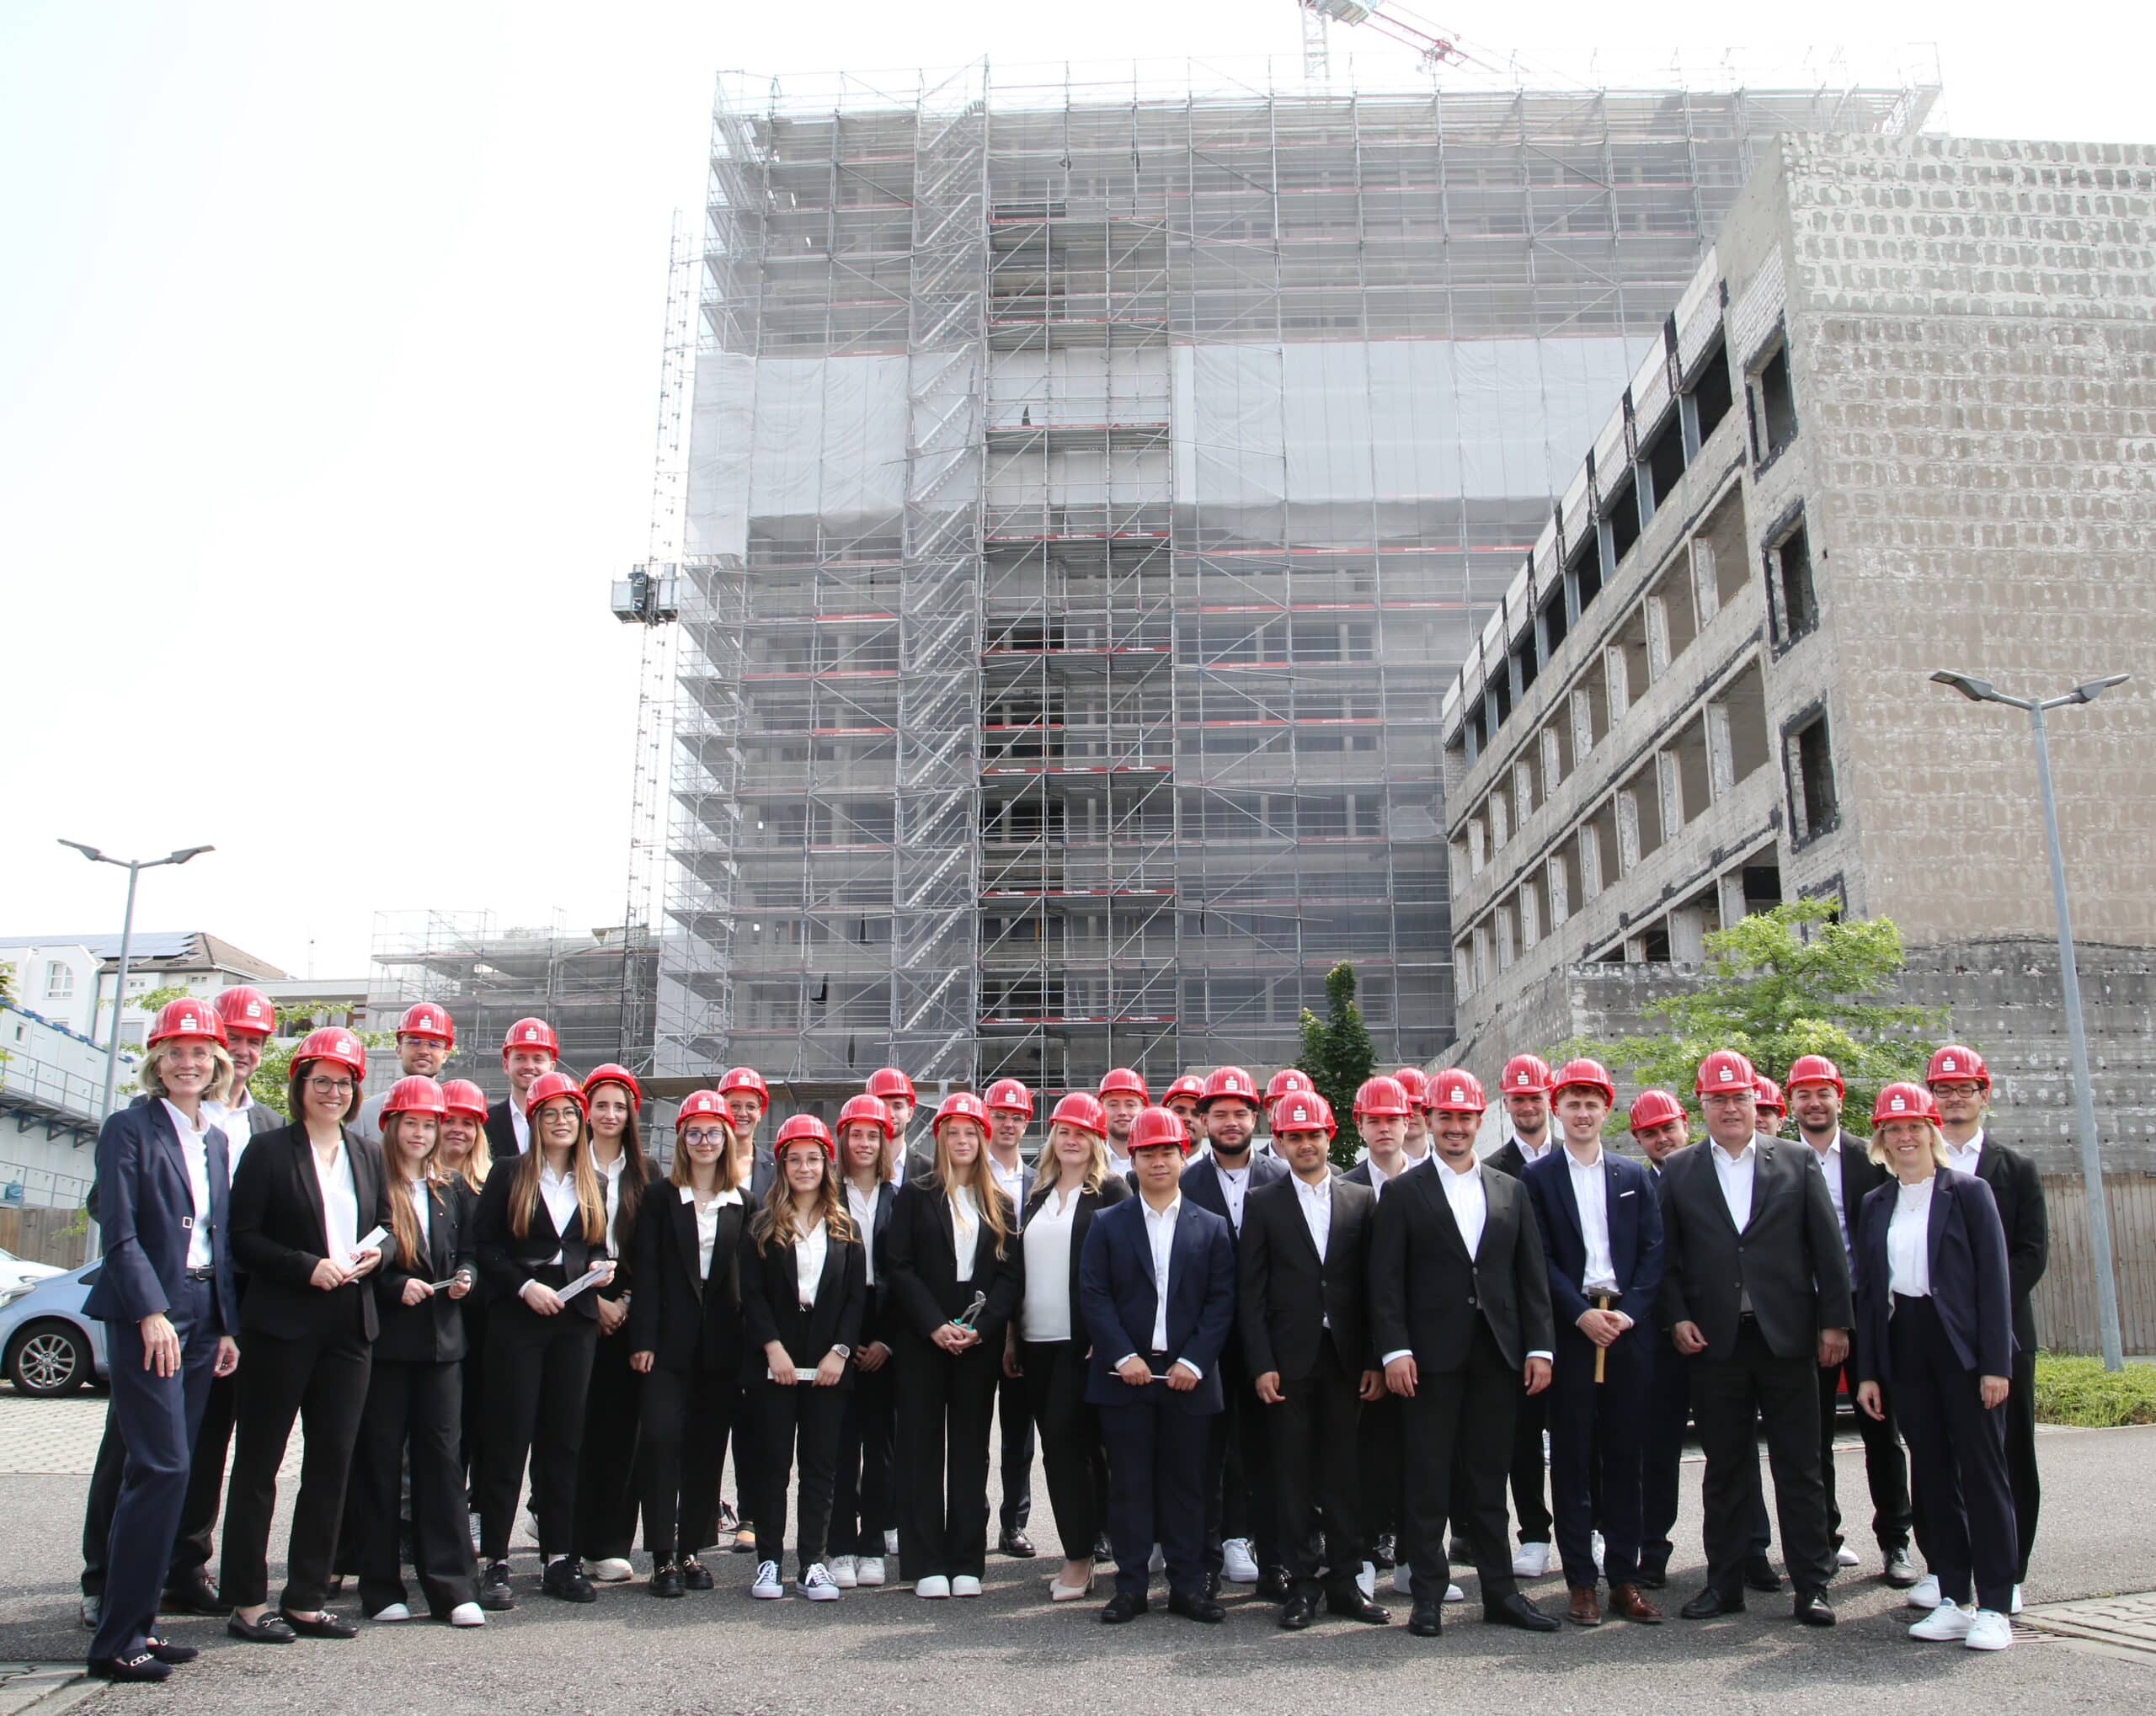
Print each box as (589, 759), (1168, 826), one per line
(351, 1077), (483, 1626)
(1929, 1044), (2046, 1602)
(1522, 1060), (1665, 1626)
(718, 1066), (776, 1204)
(867, 1066), (933, 1185)
(221, 1029), (388, 1644)
(83, 1000), (242, 1682)
(885, 1093), (1021, 1596)
(1345, 1076), (1423, 1596)
(1241, 1090), (1389, 1630)
(830, 1094), (900, 1589)
(1659, 1049), (1852, 1628)
(1013, 1092), (1129, 1601)
(435, 1079), (494, 1519)
(1482, 1052), (1559, 1582)
(983, 1079), (1038, 1559)
(1081, 1104), (1239, 1623)
(1625, 1089), (1694, 1589)
(483, 1015), (559, 1159)
(472, 1071), (616, 1608)
(628, 1089), (747, 1596)
(1371, 1069), (1559, 1639)
(1182, 1065), (1288, 1598)
(1857, 1083), (2018, 1649)
(740, 1116), (867, 1601)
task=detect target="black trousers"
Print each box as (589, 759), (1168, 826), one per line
(576, 1325), (643, 1561)
(1694, 1319), (1833, 1595)
(1022, 1338), (1106, 1559)
(1203, 1347), (1278, 1574)
(1549, 1324), (1648, 1589)
(477, 1298), (598, 1564)
(1098, 1370), (1210, 1601)
(1891, 1296), (2017, 1611)
(640, 1362), (737, 1562)
(1509, 1384), (1551, 1544)
(1358, 1391), (1405, 1561)
(894, 1338), (1000, 1580)
(2004, 1339), (2040, 1582)
(1401, 1321), (1521, 1607)
(353, 1357), (478, 1617)
(996, 1365), (1035, 1532)
(81, 1365), (239, 1596)
(458, 1295), (488, 1501)
(747, 1381), (846, 1577)
(831, 1356), (897, 1558)
(220, 1322), (372, 1612)
(1266, 1343), (1364, 1593)
(1817, 1356), (1912, 1554)
(1639, 1337), (1689, 1574)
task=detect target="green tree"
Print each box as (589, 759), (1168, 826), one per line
(250, 1000), (389, 1108)
(1299, 961), (1377, 1169)
(1555, 898), (1943, 1134)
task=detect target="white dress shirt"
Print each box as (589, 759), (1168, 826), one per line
(989, 1154), (1026, 1225)
(1434, 1154), (1487, 1259)
(203, 1091), (256, 1180)
(316, 1136), (361, 1265)
(949, 1184), (982, 1282)
(1565, 1144), (1621, 1300)
(595, 1148), (628, 1256)
(1021, 1186), (1080, 1341)
(844, 1180), (880, 1286)
(1292, 1173), (1332, 1263)
(1507, 1132), (1554, 1166)
(1943, 1127), (1985, 1175)
(1886, 1176), (1935, 1298)
(1807, 1134), (1854, 1260)
(1129, 1195), (1199, 1377)
(889, 1140), (911, 1186)
(1213, 1160), (1252, 1233)
(795, 1215), (830, 1308)
(162, 1100), (215, 1271)
(685, 1185), (743, 1280)
(510, 1096), (531, 1156)
(1364, 1154), (1406, 1199)
(1710, 1137), (1758, 1232)
(405, 1177), (432, 1250)
(536, 1159), (581, 1265)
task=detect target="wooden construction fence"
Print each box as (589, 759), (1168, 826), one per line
(0, 1205), (88, 1271)
(2032, 1172), (2156, 1356)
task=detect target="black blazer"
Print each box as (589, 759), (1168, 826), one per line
(373, 1177), (477, 1364)
(739, 1222), (866, 1385)
(1015, 1174), (1130, 1342)
(627, 1184), (749, 1372)
(229, 1123), (392, 1343)
(1854, 1166), (2015, 1385)
(1971, 1141), (2047, 1355)
(472, 1158), (608, 1321)
(843, 1177), (900, 1346)
(1484, 1135), (1551, 1180)
(884, 1175), (1022, 1347)
(595, 1158), (662, 1305)
(1181, 1152), (1289, 1250)
(1239, 1171), (1375, 1381)
(483, 1100), (521, 1161)
(1369, 1158), (1554, 1373)
(1655, 1135), (1854, 1362)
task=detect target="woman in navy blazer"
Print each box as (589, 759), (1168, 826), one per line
(830, 1094), (901, 1590)
(83, 999), (241, 1682)
(1854, 1083), (2017, 1651)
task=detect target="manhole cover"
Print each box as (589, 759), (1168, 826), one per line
(2020, 1591), (2156, 1658)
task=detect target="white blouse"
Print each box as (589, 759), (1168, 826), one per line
(537, 1160), (581, 1265)
(1886, 1176), (1935, 1299)
(794, 1216), (829, 1308)
(950, 1184), (982, 1282)
(684, 1185), (743, 1280)
(845, 1180), (880, 1286)
(1021, 1186), (1081, 1340)
(405, 1179), (431, 1249)
(317, 1138), (361, 1265)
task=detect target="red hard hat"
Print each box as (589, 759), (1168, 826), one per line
(440, 1079), (490, 1121)
(211, 986), (275, 1041)
(1627, 1089), (1688, 1133)
(984, 1078), (1034, 1117)
(1097, 1067), (1148, 1101)
(1552, 1058), (1616, 1106)
(1272, 1090), (1336, 1138)
(1873, 1081), (1939, 1128)
(381, 1075), (446, 1119)
(774, 1112), (836, 1159)
(583, 1063), (643, 1111)
(1752, 1076), (1785, 1116)
(1499, 1053), (1553, 1096)
(395, 1002), (455, 1046)
(1785, 1053), (1844, 1094)
(932, 1090), (990, 1136)
(1048, 1092), (1107, 1138)
(675, 1089), (728, 1124)
(525, 1069), (586, 1116)
(1353, 1075), (1412, 1118)
(1198, 1065), (1259, 1107)
(1925, 1045), (1990, 1091)
(1165, 1074), (1206, 1106)
(1427, 1070), (1487, 1115)
(866, 1067), (915, 1104)
(836, 1093), (896, 1139)
(1129, 1105), (1192, 1155)
(717, 1066), (771, 1106)
(1694, 1048), (1757, 1096)
(1392, 1067), (1430, 1102)
(1263, 1068), (1314, 1109)
(148, 998), (228, 1050)
(291, 1025), (365, 1081)
(502, 1016), (559, 1058)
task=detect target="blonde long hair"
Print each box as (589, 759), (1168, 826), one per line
(139, 1041), (236, 1106)
(1028, 1123), (1109, 1211)
(933, 1123), (1013, 1260)
(440, 1122), (491, 1196)
(752, 1143), (857, 1255)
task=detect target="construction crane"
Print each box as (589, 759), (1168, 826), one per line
(1299, 0), (1470, 81)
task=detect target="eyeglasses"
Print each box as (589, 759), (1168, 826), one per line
(306, 1078), (355, 1098)
(680, 1127), (728, 1145)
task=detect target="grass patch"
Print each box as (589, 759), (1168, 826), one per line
(2032, 1353), (2156, 1427)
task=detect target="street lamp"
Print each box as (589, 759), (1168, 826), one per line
(1929, 669), (2131, 1370)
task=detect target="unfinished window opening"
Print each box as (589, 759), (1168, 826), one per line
(1671, 715), (1713, 828)
(1785, 707), (1839, 844)
(1641, 407), (1687, 511)
(1540, 585), (1569, 658)
(1656, 568), (1700, 661)
(1583, 670), (1611, 748)
(1694, 486), (1750, 613)
(1753, 338), (1797, 462)
(1524, 868), (1551, 950)
(1742, 861), (1784, 914)
(1567, 530), (1603, 615)
(1624, 762), (1664, 859)
(1723, 661), (1770, 783)
(1688, 340), (1733, 445)
(1585, 801), (1620, 893)
(1513, 626), (1539, 695)
(1604, 476), (1641, 568)
(1543, 717), (1572, 791)
(1770, 516), (1817, 645)
(1638, 922), (1673, 962)
(1614, 608), (1652, 696)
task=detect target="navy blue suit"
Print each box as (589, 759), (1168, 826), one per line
(1081, 1191), (1236, 1600)
(1524, 1145), (1663, 1591)
(83, 1100), (237, 1664)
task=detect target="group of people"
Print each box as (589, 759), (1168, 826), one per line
(77, 985), (2047, 1683)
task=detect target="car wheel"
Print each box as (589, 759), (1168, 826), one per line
(8, 1320), (90, 1395)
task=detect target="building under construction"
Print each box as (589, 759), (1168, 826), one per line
(658, 58), (1934, 1095)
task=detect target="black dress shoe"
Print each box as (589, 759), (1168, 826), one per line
(651, 1562), (685, 1599)
(1371, 1532), (1398, 1571)
(88, 1652), (171, 1683)
(999, 1528), (1037, 1559)
(680, 1554), (714, 1591)
(1679, 1586), (1743, 1620)
(478, 1561), (516, 1611)
(1745, 1554), (1784, 1593)
(1408, 1600), (1443, 1637)
(1326, 1588), (1391, 1625)
(1279, 1591), (1320, 1630)
(280, 1609), (358, 1639)
(1636, 1559), (1668, 1590)
(227, 1611), (298, 1644)
(1100, 1591), (1150, 1623)
(1792, 1586), (1836, 1627)
(162, 1569), (230, 1616)
(1200, 1569), (1222, 1601)
(1168, 1590), (1226, 1623)
(1255, 1566), (1293, 1603)
(1093, 1534), (1115, 1566)
(141, 1634), (200, 1664)
(1483, 1592), (1559, 1633)
(542, 1559), (597, 1604)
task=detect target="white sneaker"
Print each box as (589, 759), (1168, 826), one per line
(1357, 1561), (1376, 1599)
(915, 1575), (951, 1599)
(884, 1529), (900, 1557)
(448, 1602), (486, 1628)
(1511, 1541), (1550, 1579)
(951, 1575), (982, 1597)
(1591, 1531), (1605, 1574)
(369, 1602), (412, 1623)
(588, 1557), (634, 1583)
(829, 1554), (857, 1588)
(750, 1559), (784, 1600)
(856, 1556), (886, 1587)
(1446, 1582), (1465, 1603)
(1221, 1538), (1260, 1582)
(798, 1564), (841, 1601)
(1966, 1609), (2013, 1651)
(1910, 1603), (1975, 1642)
(1392, 1564), (1414, 1596)
(2010, 1583), (2024, 1615)
(1905, 1574), (1945, 1609)
(1836, 1545), (1862, 1568)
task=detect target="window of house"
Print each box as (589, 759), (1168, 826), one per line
(1785, 706), (1839, 844)
(1752, 337), (1797, 462)
(44, 961), (74, 999)
(1687, 339), (1733, 445)
(1769, 516), (1817, 644)
(1640, 407), (1686, 512)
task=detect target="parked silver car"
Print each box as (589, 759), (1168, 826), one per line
(0, 1262), (106, 1395)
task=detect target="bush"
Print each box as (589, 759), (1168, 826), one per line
(2032, 1353), (2156, 1427)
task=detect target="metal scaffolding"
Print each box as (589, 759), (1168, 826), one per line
(659, 58), (1935, 1093)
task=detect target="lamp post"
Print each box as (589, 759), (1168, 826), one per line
(1929, 671), (2129, 1371)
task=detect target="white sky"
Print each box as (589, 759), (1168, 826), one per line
(3, 0), (2148, 983)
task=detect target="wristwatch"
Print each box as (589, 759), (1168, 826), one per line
(829, 1343), (852, 1359)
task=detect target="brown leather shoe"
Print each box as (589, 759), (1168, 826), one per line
(1566, 1585), (1603, 1627)
(1607, 1583), (1663, 1623)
